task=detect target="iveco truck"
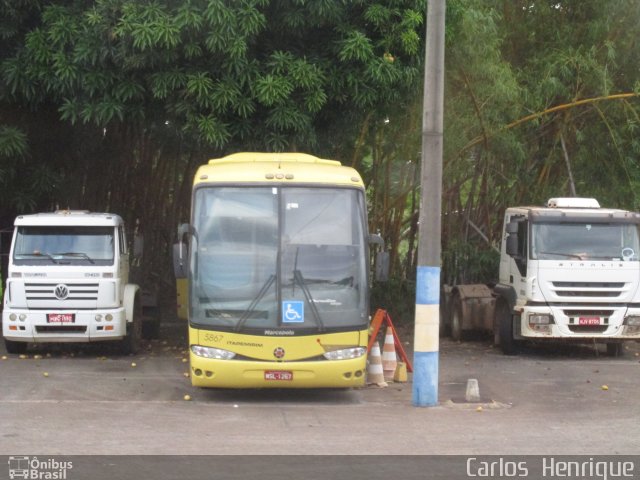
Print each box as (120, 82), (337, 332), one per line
(448, 198), (640, 355)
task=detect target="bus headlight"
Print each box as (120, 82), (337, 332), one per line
(323, 347), (366, 361)
(191, 345), (236, 360)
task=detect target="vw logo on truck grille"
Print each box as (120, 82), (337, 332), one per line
(54, 284), (69, 300)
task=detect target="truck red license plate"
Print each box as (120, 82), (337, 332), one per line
(264, 370), (293, 381)
(47, 313), (75, 323)
(578, 317), (601, 326)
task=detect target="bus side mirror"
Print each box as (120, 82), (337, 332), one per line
(375, 251), (390, 282)
(173, 243), (187, 279)
(369, 234), (389, 282)
(173, 223), (193, 279)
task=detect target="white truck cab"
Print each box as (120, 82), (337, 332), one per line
(2, 211), (142, 354)
(494, 197), (640, 355)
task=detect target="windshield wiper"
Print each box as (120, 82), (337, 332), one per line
(235, 274), (275, 332)
(538, 251), (584, 260)
(16, 252), (59, 264)
(52, 252), (96, 264)
(293, 269), (325, 332)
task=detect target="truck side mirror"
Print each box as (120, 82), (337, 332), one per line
(505, 217), (528, 277)
(133, 232), (144, 259)
(505, 220), (519, 235)
(506, 234), (519, 257)
(505, 218), (523, 258)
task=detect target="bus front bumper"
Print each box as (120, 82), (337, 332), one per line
(189, 354), (367, 389)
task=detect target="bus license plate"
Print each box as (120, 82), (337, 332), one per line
(47, 313), (75, 323)
(578, 317), (601, 326)
(264, 370), (293, 381)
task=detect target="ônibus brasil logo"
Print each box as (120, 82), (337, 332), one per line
(8, 456), (73, 479)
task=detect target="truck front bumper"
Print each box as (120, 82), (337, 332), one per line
(517, 305), (640, 340)
(2, 308), (127, 343)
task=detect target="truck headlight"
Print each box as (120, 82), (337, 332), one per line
(191, 345), (236, 360)
(528, 314), (552, 325)
(625, 316), (640, 326)
(323, 347), (366, 361)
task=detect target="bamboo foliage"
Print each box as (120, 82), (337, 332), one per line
(1, 1), (640, 314)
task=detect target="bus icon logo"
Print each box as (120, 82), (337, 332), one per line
(8, 456), (29, 479)
(282, 301), (304, 323)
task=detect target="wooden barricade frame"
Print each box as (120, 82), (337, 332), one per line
(367, 309), (413, 372)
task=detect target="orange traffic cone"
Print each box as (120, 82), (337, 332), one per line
(382, 328), (398, 381)
(367, 342), (387, 387)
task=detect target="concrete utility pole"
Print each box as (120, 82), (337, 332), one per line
(413, 0), (446, 407)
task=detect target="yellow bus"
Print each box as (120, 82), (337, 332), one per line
(174, 152), (379, 388)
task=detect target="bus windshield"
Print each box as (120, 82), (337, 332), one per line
(13, 226), (115, 265)
(531, 222), (640, 261)
(190, 186), (368, 333)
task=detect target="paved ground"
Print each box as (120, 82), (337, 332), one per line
(1, 322), (639, 456)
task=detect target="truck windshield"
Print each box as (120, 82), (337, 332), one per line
(531, 222), (640, 261)
(190, 186), (368, 333)
(13, 226), (115, 265)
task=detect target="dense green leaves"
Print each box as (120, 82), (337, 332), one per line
(0, 0), (425, 303)
(1, 0), (640, 318)
(1, 0), (423, 152)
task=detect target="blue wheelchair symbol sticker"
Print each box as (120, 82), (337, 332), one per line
(283, 301), (304, 323)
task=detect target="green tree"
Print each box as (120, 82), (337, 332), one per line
(0, 0), (425, 303)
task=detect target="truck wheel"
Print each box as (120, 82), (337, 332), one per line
(450, 293), (463, 342)
(4, 339), (27, 355)
(606, 342), (624, 357)
(495, 300), (518, 355)
(142, 307), (161, 340)
(121, 299), (143, 355)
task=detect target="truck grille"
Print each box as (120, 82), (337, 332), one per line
(35, 325), (87, 334)
(568, 325), (608, 334)
(551, 282), (626, 298)
(25, 282), (99, 301)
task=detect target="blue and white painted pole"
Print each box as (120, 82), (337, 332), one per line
(413, 266), (440, 406)
(413, 0), (445, 407)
